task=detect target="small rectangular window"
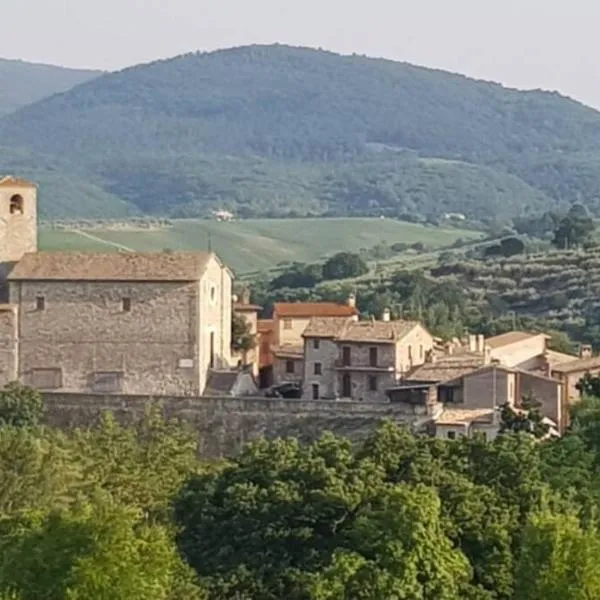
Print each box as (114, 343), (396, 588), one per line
(29, 368), (62, 390)
(420, 344), (424, 360)
(91, 371), (124, 393)
(312, 383), (319, 400)
(369, 347), (378, 367)
(286, 360), (295, 374)
(314, 362), (322, 376)
(122, 297), (131, 312)
(283, 319), (292, 330)
(36, 296), (45, 311)
(342, 346), (351, 366)
(368, 375), (378, 391)
(313, 339), (320, 350)
(447, 431), (456, 440)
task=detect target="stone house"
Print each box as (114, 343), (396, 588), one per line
(302, 313), (435, 401)
(270, 299), (359, 387)
(232, 289), (261, 377)
(7, 250), (232, 396)
(434, 408), (498, 441)
(551, 354), (600, 421)
(257, 318), (275, 388)
(0, 304), (18, 386)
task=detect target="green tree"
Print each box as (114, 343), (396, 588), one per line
(322, 252), (368, 280)
(231, 313), (257, 359)
(0, 383), (44, 428)
(515, 505), (600, 600)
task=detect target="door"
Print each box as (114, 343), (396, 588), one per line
(342, 346), (351, 366)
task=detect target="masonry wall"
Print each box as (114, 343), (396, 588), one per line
(0, 185), (37, 265)
(273, 355), (303, 385)
(395, 325), (435, 374)
(274, 315), (310, 346)
(518, 372), (561, 427)
(0, 307), (17, 386)
(42, 392), (413, 458)
(303, 337), (338, 399)
(12, 279), (203, 396)
(463, 368), (512, 409)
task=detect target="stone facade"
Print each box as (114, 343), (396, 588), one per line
(0, 178), (37, 300)
(7, 252), (232, 396)
(0, 304), (17, 386)
(303, 337), (339, 399)
(272, 353), (303, 385)
(462, 366), (515, 409)
(41, 391), (427, 458)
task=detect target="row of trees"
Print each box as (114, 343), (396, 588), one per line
(4, 382), (600, 597)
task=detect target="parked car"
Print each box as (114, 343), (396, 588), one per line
(265, 383), (302, 399)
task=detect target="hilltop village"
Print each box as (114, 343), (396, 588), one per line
(1, 177), (600, 439)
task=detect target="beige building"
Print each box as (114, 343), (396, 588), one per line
(0, 177), (37, 299)
(271, 299), (359, 387)
(302, 313), (435, 401)
(6, 250), (232, 396)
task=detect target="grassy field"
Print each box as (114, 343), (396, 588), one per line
(38, 218), (482, 273)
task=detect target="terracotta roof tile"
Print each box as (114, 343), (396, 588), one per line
(406, 354), (484, 383)
(257, 319), (274, 333)
(435, 408), (495, 426)
(552, 356), (600, 374)
(272, 344), (304, 359)
(486, 331), (546, 349)
(8, 251), (214, 281)
(274, 302), (358, 318)
(303, 316), (353, 338)
(0, 176), (36, 189)
(338, 320), (419, 344)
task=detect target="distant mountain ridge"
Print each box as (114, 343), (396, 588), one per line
(0, 58), (101, 117)
(2, 44), (600, 220)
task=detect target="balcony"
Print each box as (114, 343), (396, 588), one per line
(334, 359), (394, 372)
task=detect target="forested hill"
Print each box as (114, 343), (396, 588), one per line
(3, 44), (600, 219)
(0, 58), (100, 117)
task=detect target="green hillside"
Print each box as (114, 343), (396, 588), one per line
(3, 44), (600, 219)
(0, 58), (100, 116)
(38, 218), (481, 273)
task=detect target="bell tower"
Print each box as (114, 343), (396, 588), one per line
(0, 176), (38, 299)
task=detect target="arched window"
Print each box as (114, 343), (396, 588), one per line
(9, 195), (24, 215)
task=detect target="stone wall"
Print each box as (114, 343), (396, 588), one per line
(13, 280), (203, 396)
(0, 305), (17, 386)
(42, 392), (413, 458)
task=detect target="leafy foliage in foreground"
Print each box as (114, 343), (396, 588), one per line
(3, 383), (600, 598)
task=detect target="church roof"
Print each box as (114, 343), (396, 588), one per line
(0, 176), (36, 189)
(8, 251), (215, 282)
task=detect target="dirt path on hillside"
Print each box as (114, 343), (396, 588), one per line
(75, 230), (134, 252)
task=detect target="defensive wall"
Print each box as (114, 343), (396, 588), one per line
(42, 393), (414, 458)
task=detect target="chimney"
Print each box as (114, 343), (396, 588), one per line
(382, 308), (391, 322)
(580, 344), (592, 359)
(468, 334), (477, 353)
(483, 345), (492, 365)
(444, 341), (454, 356)
(241, 288), (251, 305)
(426, 349), (437, 364)
(477, 334), (485, 353)
(347, 293), (356, 308)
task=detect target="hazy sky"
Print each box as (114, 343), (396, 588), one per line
(4, 0), (600, 108)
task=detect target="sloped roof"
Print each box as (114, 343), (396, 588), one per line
(257, 319), (274, 333)
(271, 344), (304, 359)
(303, 316), (353, 338)
(274, 302), (358, 318)
(338, 320), (419, 344)
(435, 408), (495, 426)
(486, 331), (546, 349)
(234, 303), (262, 312)
(552, 355), (600, 374)
(0, 176), (36, 189)
(406, 353), (484, 383)
(8, 251), (214, 281)
(204, 370), (242, 396)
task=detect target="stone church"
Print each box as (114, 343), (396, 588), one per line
(0, 177), (233, 396)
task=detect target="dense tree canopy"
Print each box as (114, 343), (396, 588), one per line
(3, 45), (600, 219)
(3, 384), (600, 598)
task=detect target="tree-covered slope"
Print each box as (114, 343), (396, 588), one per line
(0, 58), (100, 116)
(2, 44), (600, 219)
